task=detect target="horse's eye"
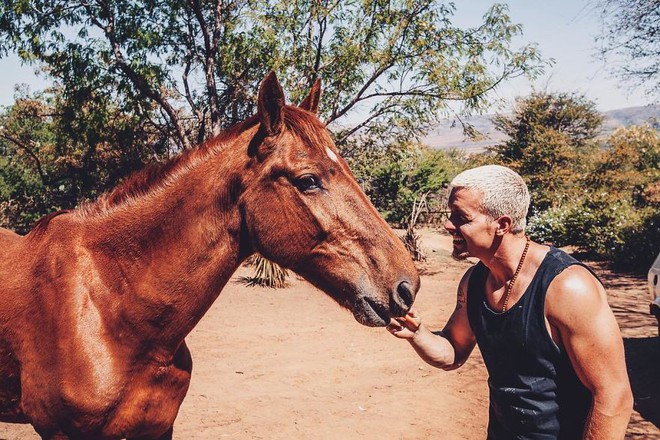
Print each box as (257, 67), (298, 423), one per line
(294, 174), (321, 192)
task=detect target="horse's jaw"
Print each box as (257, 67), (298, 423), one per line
(295, 272), (414, 327)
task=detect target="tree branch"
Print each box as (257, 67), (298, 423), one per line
(326, 61), (395, 124)
(0, 133), (48, 185)
(334, 102), (400, 146)
(188, 0), (222, 136)
(84, 0), (192, 149)
(326, 3), (428, 124)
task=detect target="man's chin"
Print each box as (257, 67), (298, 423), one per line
(451, 249), (471, 261)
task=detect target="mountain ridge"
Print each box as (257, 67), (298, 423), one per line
(423, 104), (660, 153)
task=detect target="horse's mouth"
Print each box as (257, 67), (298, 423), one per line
(357, 297), (391, 327)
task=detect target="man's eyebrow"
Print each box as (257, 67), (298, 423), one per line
(449, 207), (471, 218)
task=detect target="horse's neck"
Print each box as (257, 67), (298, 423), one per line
(85, 139), (251, 350)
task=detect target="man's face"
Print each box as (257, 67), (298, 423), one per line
(444, 187), (498, 260)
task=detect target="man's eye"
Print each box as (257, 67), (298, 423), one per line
(294, 174), (321, 192)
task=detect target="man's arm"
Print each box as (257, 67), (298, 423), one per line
(387, 268), (477, 370)
(546, 265), (633, 439)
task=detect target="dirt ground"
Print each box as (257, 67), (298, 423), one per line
(1, 229), (658, 439)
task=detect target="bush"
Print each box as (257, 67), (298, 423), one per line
(526, 124), (659, 273)
(526, 206), (571, 247)
(610, 208), (660, 271)
(0, 156), (57, 233)
(356, 144), (461, 226)
(528, 198), (658, 272)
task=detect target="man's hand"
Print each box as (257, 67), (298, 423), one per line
(386, 310), (421, 339)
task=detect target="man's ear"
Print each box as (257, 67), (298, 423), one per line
(495, 215), (513, 236)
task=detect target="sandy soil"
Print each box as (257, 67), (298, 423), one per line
(1, 229), (658, 439)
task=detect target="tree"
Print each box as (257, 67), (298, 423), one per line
(363, 144), (456, 225)
(491, 92), (603, 211)
(526, 124), (659, 271)
(0, 1), (547, 285)
(0, 87), (167, 233)
(589, 124), (660, 206)
(596, 0), (660, 100)
(0, 91), (60, 231)
(0, 0), (545, 152)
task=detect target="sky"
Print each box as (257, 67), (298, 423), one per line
(452, 1), (653, 112)
(0, 1), (653, 113)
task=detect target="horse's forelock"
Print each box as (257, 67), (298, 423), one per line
(283, 106), (331, 153)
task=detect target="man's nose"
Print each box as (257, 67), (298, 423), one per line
(444, 218), (454, 232)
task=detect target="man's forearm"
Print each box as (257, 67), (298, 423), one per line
(583, 389), (633, 439)
(408, 326), (463, 370)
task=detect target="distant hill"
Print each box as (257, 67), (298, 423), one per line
(423, 104), (660, 153)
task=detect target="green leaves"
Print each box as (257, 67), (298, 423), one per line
(0, 87), (169, 233)
(510, 98), (660, 272)
(0, 0), (548, 234)
(0, 0), (546, 149)
(490, 92), (603, 211)
(355, 143), (457, 225)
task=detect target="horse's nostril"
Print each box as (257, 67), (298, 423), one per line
(396, 280), (415, 309)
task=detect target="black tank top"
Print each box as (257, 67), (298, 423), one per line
(467, 247), (592, 440)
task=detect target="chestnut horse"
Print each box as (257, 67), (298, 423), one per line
(0, 72), (419, 439)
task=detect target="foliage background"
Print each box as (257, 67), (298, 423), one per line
(0, 1), (657, 272)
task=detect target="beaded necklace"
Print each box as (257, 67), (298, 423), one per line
(501, 236), (531, 312)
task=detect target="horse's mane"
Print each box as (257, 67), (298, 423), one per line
(27, 210), (72, 239)
(75, 115), (260, 218)
(73, 106), (328, 218)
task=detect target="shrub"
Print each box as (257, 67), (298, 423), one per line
(528, 198), (658, 272)
(360, 145), (460, 226)
(609, 208), (660, 271)
(526, 206), (570, 247)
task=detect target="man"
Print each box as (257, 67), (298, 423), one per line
(388, 165), (632, 439)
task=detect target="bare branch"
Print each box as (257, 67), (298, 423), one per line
(188, 0), (221, 135)
(0, 133), (48, 185)
(334, 102), (400, 146)
(83, 0), (192, 149)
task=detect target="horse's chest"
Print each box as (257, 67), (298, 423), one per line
(104, 361), (192, 437)
(23, 359), (192, 438)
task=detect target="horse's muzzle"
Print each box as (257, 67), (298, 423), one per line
(390, 280), (416, 316)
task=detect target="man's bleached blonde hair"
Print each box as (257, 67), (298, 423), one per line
(449, 165), (530, 233)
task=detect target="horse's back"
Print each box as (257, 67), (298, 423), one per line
(0, 227), (27, 301)
(0, 228), (28, 423)
(0, 227), (28, 333)
(0, 226), (21, 243)
(0, 226), (27, 303)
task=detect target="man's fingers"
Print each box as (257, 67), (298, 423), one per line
(399, 313), (420, 331)
(387, 318), (403, 331)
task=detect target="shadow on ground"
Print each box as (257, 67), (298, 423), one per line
(584, 260), (659, 437)
(624, 337), (659, 431)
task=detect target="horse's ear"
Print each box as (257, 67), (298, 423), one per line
(258, 71), (285, 136)
(299, 78), (321, 114)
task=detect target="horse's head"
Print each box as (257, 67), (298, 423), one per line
(239, 72), (419, 327)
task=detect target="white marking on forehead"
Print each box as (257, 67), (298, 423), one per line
(325, 147), (338, 163)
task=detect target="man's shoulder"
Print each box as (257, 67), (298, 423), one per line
(546, 262), (607, 325)
(544, 246), (581, 267)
